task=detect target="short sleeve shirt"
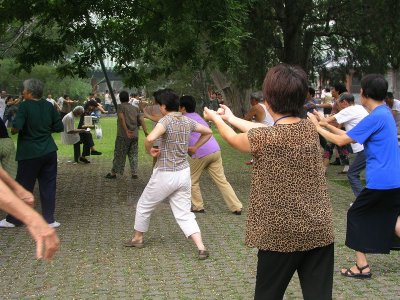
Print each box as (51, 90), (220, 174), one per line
(155, 112), (197, 172)
(347, 105), (400, 189)
(13, 99), (63, 161)
(61, 112), (80, 145)
(334, 105), (369, 153)
(117, 103), (140, 138)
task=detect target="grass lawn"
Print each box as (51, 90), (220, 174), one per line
(9, 116), (247, 165)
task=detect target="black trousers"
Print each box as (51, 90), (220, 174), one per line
(6, 151), (58, 225)
(73, 141), (81, 162)
(79, 131), (94, 157)
(254, 243), (334, 300)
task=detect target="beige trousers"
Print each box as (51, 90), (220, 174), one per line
(189, 151), (242, 212)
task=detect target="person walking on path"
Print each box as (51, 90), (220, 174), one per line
(179, 95), (243, 215)
(308, 73), (400, 279)
(125, 89), (212, 260)
(0, 79), (64, 228)
(204, 64), (334, 299)
(105, 91), (148, 179)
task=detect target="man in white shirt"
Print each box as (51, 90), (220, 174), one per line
(317, 92), (369, 197)
(61, 106), (86, 163)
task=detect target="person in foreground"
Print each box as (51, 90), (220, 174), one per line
(308, 74), (400, 279)
(0, 79), (64, 228)
(125, 89), (212, 260)
(204, 64), (334, 299)
(0, 167), (59, 260)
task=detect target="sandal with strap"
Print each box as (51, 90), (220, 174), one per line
(341, 264), (372, 279)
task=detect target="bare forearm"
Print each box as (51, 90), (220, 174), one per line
(315, 125), (350, 146)
(0, 168), (27, 197)
(193, 133), (211, 149)
(228, 115), (266, 132)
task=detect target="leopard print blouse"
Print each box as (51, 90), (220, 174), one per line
(246, 119), (334, 252)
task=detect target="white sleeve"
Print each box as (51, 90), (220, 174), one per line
(393, 100), (400, 112)
(333, 108), (352, 125)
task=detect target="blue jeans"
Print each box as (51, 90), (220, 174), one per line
(347, 150), (366, 197)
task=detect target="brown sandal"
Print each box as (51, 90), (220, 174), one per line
(198, 250), (209, 260)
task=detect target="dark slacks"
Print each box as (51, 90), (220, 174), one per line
(79, 131), (94, 157)
(6, 151), (58, 225)
(73, 141), (81, 162)
(254, 243), (334, 300)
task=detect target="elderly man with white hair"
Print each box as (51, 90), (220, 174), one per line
(61, 106), (89, 163)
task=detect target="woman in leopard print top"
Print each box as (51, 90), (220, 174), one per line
(204, 64), (334, 300)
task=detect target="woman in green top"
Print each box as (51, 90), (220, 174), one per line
(0, 79), (64, 228)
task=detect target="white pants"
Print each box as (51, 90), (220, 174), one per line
(134, 167), (200, 238)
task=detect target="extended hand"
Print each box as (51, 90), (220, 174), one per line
(188, 146), (197, 156)
(149, 147), (161, 157)
(26, 217), (60, 260)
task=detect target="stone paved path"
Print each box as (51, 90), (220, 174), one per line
(0, 152), (399, 299)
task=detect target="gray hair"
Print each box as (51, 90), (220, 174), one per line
(250, 91), (263, 102)
(73, 106), (84, 114)
(339, 92), (355, 103)
(23, 79), (43, 99)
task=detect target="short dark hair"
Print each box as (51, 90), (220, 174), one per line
(333, 83), (347, 95)
(179, 95), (196, 113)
(154, 88), (179, 112)
(84, 100), (98, 109)
(386, 92), (394, 99)
(339, 92), (355, 104)
(308, 87), (315, 97)
(361, 74), (388, 101)
(119, 90), (129, 102)
(262, 64), (308, 117)
(324, 87), (330, 92)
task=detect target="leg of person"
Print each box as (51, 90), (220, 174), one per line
(297, 243), (334, 300)
(37, 152), (58, 225)
(110, 136), (128, 176)
(5, 158), (40, 226)
(73, 141), (81, 163)
(347, 151), (366, 197)
(127, 137), (138, 178)
(167, 168), (204, 249)
(206, 151), (243, 213)
(396, 216), (400, 237)
(129, 169), (176, 244)
(254, 250), (299, 300)
(0, 138), (17, 178)
(338, 146), (350, 172)
(189, 156), (207, 211)
(80, 132), (94, 162)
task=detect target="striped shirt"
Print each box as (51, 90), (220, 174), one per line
(155, 112), (197, 172)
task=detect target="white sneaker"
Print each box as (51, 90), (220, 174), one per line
(49, 221), (60, 228)
(0, 219), (16, 228)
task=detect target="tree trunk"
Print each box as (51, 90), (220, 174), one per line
(210, 70), (251, 117)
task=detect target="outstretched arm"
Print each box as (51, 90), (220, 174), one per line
(219, 105), (267, 132)
(0, 176), (59, 260)
(204, 107), (251, 153)
(307, 112), (354, 146)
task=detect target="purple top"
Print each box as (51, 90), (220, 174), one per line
(185, 112), (220, 158)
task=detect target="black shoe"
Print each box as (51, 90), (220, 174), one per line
(132, 174), (138, 179)
(232, 210), (242, 215)
(191, 209), (205, 213)
(330, 159), (341, 165)
(91, 150), (102, 155)
(105, 173), (117, 179)
(79, 157), (90, 164)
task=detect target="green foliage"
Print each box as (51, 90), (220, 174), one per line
(0, 59), (91, 99)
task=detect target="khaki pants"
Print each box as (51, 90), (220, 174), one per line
(189, 151), (242, 212)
